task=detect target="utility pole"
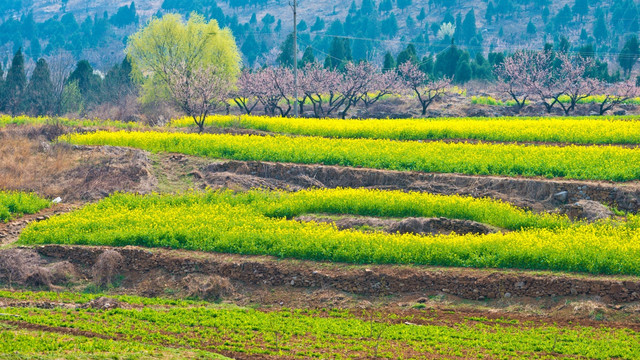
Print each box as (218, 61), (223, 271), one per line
(291, 0), (298, 117)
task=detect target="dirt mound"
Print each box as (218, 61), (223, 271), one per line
(1, 128), (157, 202)
(389, 217), (496, 235)
(194, 160), (640, 212)
(558, 200), (615, 222)
(296, 215), (496, 235)
(57, 146), (157, 201)
(0, 248), (81, 289)
(24, 245), (640, 304)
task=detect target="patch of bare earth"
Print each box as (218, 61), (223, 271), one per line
(0, 126), (156, 201)
(295, 214), (498, 235)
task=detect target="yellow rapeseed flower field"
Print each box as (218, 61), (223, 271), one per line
(64, 130), (640, 181)
(170, 114), (640, 144)
(18, 189), (640, 275)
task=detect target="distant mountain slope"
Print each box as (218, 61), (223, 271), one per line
(0, 0), (636, 74)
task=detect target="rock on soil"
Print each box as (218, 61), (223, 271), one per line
(81, 297), (121, 310)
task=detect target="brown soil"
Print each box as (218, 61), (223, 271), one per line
(14, 245), (640, 306)
(296, 215), (498, 235)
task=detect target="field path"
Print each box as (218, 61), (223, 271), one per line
(0, 204), (80, 247)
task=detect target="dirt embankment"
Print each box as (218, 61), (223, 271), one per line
(13, 245), (639, 304)
(192, 159), (640, 212)
(0, 205), (78, 246)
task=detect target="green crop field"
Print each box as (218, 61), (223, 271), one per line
(0, 290), (637, 359)
(18, 189), (640, 275)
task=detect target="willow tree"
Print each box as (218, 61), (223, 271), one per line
(126, 13), (241, 131)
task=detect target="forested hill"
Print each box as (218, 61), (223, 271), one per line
(0, 0), (638, 72)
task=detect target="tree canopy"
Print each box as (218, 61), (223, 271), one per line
(126, 13), (241, 106)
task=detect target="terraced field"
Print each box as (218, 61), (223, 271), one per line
(3, 114), (640, 359)
(17, 189), (640, 275)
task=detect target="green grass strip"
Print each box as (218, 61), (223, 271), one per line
(0, 115), (140, 129)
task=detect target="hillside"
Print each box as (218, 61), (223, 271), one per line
(0, 0), (637, 72)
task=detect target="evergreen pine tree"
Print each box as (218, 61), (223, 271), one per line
(453, 13), (463, 43)
(461, 9), (476, 43)
(485, 2), (494, 24)
(381, 13), (398, 37)
(419, 55), (434, 76)
(406, 15), (416, 30)
(25, 58), (55, 115)
(324, 37), (352, 70)
(573, 0), (589, 20)
(276, 33), (295, 68)
(348, 0), (357, 15)
(3, 49), (27, 115)
(29, 38), (41, 61)
(298, 20), (308, 32)
(67, 60), (101, 105)
(360, 0), (375, 15)
(379, 0), (392, 13)
(0, 64), (4, 111)
(103, 56), (135, 103)
(417, 8), (426, 25)
(397, 0), (412, 11)
(301, 46), (315, 67)
(383, 51), (396, 71)
(593, 9), (608, 41)
(454, 57), (472, 83)
(241, 34), (260, 66)
(527, 20), (537, 35)
(619, 35), (640, 77)
(396, 44), (418, 66)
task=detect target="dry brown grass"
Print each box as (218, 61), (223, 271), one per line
(92, 250), (124, 286)
(0, 127), (79, 197)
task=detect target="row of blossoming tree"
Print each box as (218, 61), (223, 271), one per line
(495, 50), (640, 115)
(233, 61), (450, 118)
(232, 54), (639, 119)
